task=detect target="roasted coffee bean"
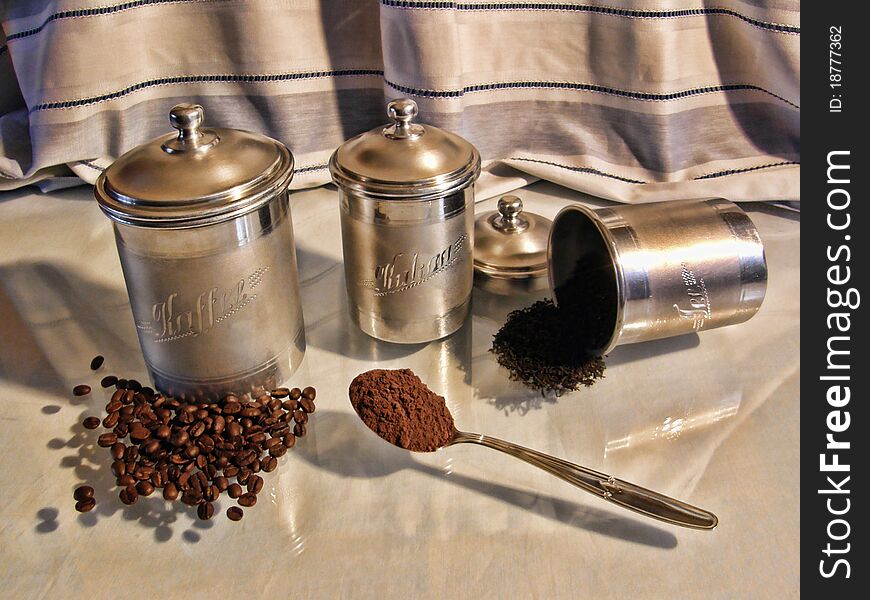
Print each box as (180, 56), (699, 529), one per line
(136, 481), (155, 496)
(142, 439), (160, 455)
(238, 493), (257, 507)
(156, 425), (171, 439)
(236, 450), (256, 467)
(110, 442), (125, 460)
(75, 498), (96, 513)
(118, 474), (135, 487)
(281, 399), (298, 412)
(227, 483), (243, 499)
(293, 410), (308, 424)
(226, 421), (242, 438)
(105, 399), (123, 413)
(249, 432), (267, 444)
(204, 485), (219, 502)
(102, 412), (120, 429)
(189, 421), (206, 438)
(197, 501), (215, 520)
(223, 402), (241, 415)
(129, 425), (150, 442)
(267, 397), (282, 411)
(163, 482), (179, 501)
(197, 434), (215, 453)
(212, 415), (226, 434)
(73, 384), (91, 397)
(289, 388), (302, 400)
(261, 456), (278, 473)
(82, 416), (101, 429)
(293, 423), (307, 438)
(214, 476), (229, 492)
(124, 445), (139, 462)
(181, 492), (200, 506)
(226, 506), (244, 521)
(250, 459), (261, 474)
(127, 379), (142, 392)
(237, 467), (252, 485)
(196, 454), (207, 469)
(150, 471), (164, 487)
(269, 444), (287, 458)
(264, 437), (282, 450)
(184, 445), (200, 459)
(271, 387), (290, 398)
(247, 475), (264, 495)
(299, 397), (316, 414)
(302, 386), (316, 401)
(116, 378), (128, 390)
(100, 375), (118, 388)
(224, 465), (239, 478)
(90, 355), (105, 370)
(119, 486), (138, 505)
(97, 433), (118, 447)
(283, 434), (296, 449)
(73, 485), (94, 501)
(111, 461), (126, 477)
(171, 430), (189, 447)
(123, 390), (136, 404)
(204, 464), (218, 480)
(240, 407), (261, 418)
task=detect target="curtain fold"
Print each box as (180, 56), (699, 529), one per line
(0, 0), (799, 201)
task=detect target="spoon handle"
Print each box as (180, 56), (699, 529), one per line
(450, 430), (718, 530)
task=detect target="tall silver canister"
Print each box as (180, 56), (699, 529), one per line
(95, 104), (305, 398)
(549, 199), (767, 354)
(329, 99), (481, 343)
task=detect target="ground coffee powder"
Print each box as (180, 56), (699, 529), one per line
(349, 369), (455, 452)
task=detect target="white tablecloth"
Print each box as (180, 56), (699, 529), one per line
(0, 181), (799, 599)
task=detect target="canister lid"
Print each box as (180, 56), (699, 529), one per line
(329, 98), (481, 199)
(95, 104), (294, 228)
(474, 195), (552, 292)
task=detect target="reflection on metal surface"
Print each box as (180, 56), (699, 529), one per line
(604, 392), (742, 457)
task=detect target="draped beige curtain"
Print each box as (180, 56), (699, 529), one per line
(0, 0), (799, 202)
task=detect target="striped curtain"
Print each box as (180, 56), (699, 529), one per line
(0, 0), (799, 202)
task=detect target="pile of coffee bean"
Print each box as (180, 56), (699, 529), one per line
(73, 359), (316, 521)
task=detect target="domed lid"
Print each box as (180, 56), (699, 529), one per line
(474, 195), (552, 279)
(329, 98), (480, 199)
(95, 103), (293, 228)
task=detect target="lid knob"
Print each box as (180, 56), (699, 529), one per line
(493, 195), (529, 232)
(162, 104), (219, 153)
(384, 98), (424, 140)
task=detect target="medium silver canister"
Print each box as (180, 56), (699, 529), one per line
(95, 104), (305, 398)
(329, 99), (481, 343)
(548, 199), (767, 354)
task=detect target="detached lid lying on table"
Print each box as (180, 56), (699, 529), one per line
(329, 98), (481, 199)
(95, 103), (294, 228)
(474, 195), (552, 295)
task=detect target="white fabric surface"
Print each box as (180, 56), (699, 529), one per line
(0, 181), (799, 599)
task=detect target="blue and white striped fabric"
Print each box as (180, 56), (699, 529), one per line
(0, 0), (799, 202)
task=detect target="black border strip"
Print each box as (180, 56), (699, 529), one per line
(380, 1), (800, 35)
(386, 79), (800, 109)
(28, 69), (385, 113)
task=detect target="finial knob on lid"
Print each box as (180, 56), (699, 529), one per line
(384, 98), (424, 139)
(163, 103), (218, 153)
(494, 195), (528, 232)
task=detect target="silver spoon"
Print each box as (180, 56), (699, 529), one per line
(446, 429), (718, 530)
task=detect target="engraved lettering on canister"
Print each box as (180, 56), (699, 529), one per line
(361, 234), (468, 296)
(673, 262), (711, 331)
(135, 266), (269, 342)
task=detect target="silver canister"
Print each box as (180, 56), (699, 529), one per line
(95, 104), (305, 398)
(329, 99), (481, 343)
(549, 199), (767, 354)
